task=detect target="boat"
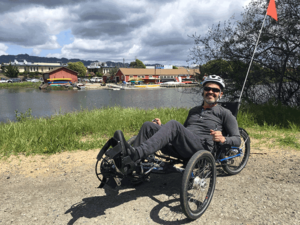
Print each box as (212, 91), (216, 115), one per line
(47, 78), (72, 87)
(76, 83), (86, 90)
(47, 78), (72, 81)
(160, 81), (181, 87)
(134, 84), (160, 88)
(48, 81), (71, 84)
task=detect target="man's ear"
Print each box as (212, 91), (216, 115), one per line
(219, 92), (223, 99)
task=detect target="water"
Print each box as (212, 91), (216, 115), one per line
(0, 88), (203, 122)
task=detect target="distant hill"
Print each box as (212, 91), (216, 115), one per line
(0, 54), (184, 68)
(0, 54), (129, 67)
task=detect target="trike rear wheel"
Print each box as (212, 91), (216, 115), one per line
(221, 128), (250, 175)
(180, 150), (216, 220)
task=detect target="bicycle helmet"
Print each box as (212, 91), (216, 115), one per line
(202, 75), (225, 90)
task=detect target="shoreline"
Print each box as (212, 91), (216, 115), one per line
(0, 82), (199, 90)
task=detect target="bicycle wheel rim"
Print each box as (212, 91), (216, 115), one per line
(186, 156), (215, 215)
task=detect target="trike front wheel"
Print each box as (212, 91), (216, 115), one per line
(180, 150), (216, 220)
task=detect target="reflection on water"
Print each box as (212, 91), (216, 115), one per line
(0, 88), (203, 122)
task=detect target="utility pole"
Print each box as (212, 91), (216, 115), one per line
(123, 58), (125, 68)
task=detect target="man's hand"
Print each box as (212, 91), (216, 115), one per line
(210, 129), (226, 143)
(152, 118), (162, 126)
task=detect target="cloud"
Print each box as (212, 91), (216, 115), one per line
(1, 0), (251, 65)
(0, 0), (87, 13)
(0, 6), (69, 48)
(0, 43), (8, 55)
(32, 48), (41, 55)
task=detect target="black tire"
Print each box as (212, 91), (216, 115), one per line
(221, 128), (250, 175)
(95, 148), (108, 188)
(180, 150), (216, 220)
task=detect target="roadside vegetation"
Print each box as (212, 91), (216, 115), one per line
(0, 104), (299, 159)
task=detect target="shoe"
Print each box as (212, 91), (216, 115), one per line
(113, 130), (140, 163)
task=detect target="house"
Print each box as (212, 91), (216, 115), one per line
(103, 68), (200, 83)
(2, 60), (67, 73)
(86, 62), (115, 75)
(42, 67), (78, 83)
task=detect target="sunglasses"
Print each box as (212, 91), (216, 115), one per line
(204, 87), (221, 93)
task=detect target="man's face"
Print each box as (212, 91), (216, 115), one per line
(203, 82), (223, 104)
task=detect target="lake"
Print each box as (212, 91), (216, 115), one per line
(0, 87), (203, 122)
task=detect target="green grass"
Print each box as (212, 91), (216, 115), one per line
(0, 107), (189, 158)
(0, 103), (299, 158)
(0, 82), (41, 89)
(237, 102), (300, 129)
(0, 82), (73, 90)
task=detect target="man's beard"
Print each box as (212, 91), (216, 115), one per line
(204, 94), (219, 105)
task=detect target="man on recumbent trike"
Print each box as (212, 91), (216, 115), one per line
(96, 75), (245, 220)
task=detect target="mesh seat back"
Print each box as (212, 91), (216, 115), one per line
(219, 102), (240, 118)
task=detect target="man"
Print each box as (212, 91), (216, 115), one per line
(113, 75), (241, 168)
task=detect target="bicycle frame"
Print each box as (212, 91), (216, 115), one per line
(215, 136), (249, 164)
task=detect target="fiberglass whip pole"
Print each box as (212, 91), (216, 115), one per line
(238, 12), (268, 102)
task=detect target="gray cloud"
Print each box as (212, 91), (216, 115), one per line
(72, 22), (133, 38)
(72, 16), (151, 38)
(0, 22), (48, 46)
(143, 34), (191, 47)
(0, 0), (88, 13)
(70, 2), (152, 39)
(0, 0), (250, 65)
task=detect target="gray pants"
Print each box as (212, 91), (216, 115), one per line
(132, 120), (209, 159)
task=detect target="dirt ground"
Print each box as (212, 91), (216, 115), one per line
(0, 145), (299, 225)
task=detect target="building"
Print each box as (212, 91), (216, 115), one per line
(86, 62), (115, 75)
(42, 67), (78, 83)
(2, 60), (67, 73)
(103, 68), (200, 83)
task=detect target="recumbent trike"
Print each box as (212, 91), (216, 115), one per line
(95, 102), (250, 220)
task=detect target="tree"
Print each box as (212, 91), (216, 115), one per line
(67, 62), (86, 77)
(3, 63), (19, 78)
(109, 66), (119, 77)
(129, 59), (146, 68)
(95, 71), (103, 77)
(200, 59), (235, 79)
(173, 66), (178, 69)
(189, 0), (300, 106)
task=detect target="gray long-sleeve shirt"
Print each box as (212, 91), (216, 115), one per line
(183, 104), (241, 147)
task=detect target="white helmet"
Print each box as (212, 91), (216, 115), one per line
(202, 75), (225, 90)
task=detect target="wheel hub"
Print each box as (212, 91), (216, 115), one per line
(193, 176), (207, 190)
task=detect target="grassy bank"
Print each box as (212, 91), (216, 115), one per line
(0, 82), (74, 90)
(0, 104), (299, 158)
(0, 82), (41, 89)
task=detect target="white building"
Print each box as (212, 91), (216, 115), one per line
(87, 61), (115, 75)
(2, 60), (67, 73)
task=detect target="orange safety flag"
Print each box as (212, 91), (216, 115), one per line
(267, 0), (278, 21)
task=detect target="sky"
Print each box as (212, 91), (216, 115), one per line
(0, 0), (251, 65)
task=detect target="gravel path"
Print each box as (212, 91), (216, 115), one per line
(0, 148), (299, 225)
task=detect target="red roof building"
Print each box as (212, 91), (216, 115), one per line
(103, 68), (200, 83)
(42, 67), (78, 83)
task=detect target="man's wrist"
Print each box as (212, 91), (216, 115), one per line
(222, 137), (227, 144)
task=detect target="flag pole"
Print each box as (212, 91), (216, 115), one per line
(238, 12), (268, 102)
